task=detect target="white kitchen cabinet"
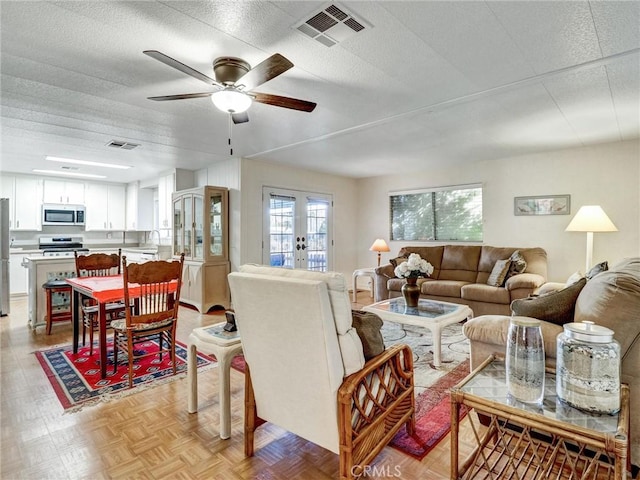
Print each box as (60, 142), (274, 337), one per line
(9, 253), (28, 295)
(13, 176), (43, 230)
(125, 181), (153, 231)
(85, 183), (126, 231)
(42, 179), (85, 204)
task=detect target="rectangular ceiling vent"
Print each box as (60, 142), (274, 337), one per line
(294, 3), (371, 47)
(106, 140), (140, 150)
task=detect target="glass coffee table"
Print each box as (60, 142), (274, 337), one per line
(363, 297), (473, 367)
(450, 355), (630, 480)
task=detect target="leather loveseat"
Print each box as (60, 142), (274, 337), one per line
(373, 245), (548, 316)
(463, 257), (640, 468)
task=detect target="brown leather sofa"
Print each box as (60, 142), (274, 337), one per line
(373, 245), (548, 316)
(463, 257), (640, 468)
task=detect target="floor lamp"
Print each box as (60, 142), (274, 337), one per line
(369, 239), (390, 267)
(565, 205), (618, 273)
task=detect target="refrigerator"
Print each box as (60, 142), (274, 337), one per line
(0, 198), (9, 316)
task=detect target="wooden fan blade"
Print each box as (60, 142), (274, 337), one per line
(232, 112), (249, 124)
(147, 93), (213, 101)
(235, 53), (293, 91)
(252, 92), (316, 112)
(143, 50), (221, 86)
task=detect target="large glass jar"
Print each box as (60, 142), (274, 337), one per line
(506, 316), (545, 404)
(556, 321), (620, 414)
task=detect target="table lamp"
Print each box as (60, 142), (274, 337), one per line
(565, 205), (617, 273)
(369, 239), (390, 266)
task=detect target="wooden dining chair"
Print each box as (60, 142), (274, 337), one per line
(112, 254), (184, 388)
(74, 250), (123, 355)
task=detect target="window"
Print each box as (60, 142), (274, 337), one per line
(389, 184), (483, 242)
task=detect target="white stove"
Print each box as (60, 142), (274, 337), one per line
(39, 235), (89, 257)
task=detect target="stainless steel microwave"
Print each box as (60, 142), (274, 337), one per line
(42, 204), (85, 226)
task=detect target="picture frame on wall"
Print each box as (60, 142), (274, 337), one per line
(514, 194), (571, 216)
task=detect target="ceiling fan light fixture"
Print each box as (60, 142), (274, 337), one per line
(211, 88), (252, 114)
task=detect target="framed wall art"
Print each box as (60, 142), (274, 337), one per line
(514, 194), (571, 216)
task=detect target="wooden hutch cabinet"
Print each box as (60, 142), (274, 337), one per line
(172, 186), (230, 312)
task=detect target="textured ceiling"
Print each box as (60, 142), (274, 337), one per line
(1, 1), (638, 183)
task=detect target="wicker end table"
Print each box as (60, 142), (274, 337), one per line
(450, 355), (630, 480)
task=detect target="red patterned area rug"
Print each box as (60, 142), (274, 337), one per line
(390, 359), (470, 459)
(35, 339), (217, 412)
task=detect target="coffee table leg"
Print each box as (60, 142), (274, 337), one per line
(432, 325), (442, 367)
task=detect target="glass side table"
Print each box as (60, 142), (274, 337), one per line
(450, 355), (630, 480)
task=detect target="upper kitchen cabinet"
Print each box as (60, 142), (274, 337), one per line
(125, 181), (153, 231)
(1, 175), (42, 230)
(84, 183), (126, 231)
(157, 169), (195, 232)
(42, 179), (85, 204)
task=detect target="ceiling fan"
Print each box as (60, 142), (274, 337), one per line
(143, 50), (316, 124)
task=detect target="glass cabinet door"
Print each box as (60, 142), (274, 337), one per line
(173, 198), (183, 256)
(183, 195), (193, 258)
(210, 193), (223, 257)
(193, 194), (203, 260)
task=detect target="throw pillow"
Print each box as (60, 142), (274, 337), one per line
(505, 250), (527, 282)
(566, 271), (584, 285)
(351, 310), (385, 360)
(487, 259), (511, 287)
(586, 261), (608, 280)
(510, 277), (587, 325)
(389, 256), (408, 268)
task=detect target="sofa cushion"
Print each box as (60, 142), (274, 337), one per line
(575, 257), (640, 358)
(387, 277), (429, 292)
(487, 259), (511, 286)
(351, 310), (385, 360)
(439, 245), (481, 282)
(461, 283), (511, 304)
(510, 278), (587, 325)
(421, 280), (470, 298)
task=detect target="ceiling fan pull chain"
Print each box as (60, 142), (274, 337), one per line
(228, 113), (233, 156)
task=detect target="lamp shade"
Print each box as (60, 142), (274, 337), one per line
(565, 206), (618, 232)
(369, 239), (390, 253)
(211, 88), (252, 113)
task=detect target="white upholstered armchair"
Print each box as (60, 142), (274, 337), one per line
(228, 264), (415, 479)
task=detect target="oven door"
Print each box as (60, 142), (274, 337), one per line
(42, 205), (77, 226)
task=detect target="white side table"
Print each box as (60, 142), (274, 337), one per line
(187, 323), (243, 439)
(352, 267), (376, 302)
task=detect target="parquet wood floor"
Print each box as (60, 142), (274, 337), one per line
(1, 291), (478, 479)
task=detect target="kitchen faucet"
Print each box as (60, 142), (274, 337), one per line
(149, 229), (161, 245)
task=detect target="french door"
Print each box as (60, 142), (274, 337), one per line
(262, 187), (332, 271)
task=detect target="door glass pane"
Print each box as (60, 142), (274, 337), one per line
(173, 199), (182, 256)
(210, 194), (223, 256)
(306, 199), (329, 271)
(269, 195), (295, 268)
(193, 195), (203, 260)
(184, 196), (192, 258)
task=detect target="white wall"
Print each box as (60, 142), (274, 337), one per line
(239, 158), (359, 280)
(356, 140), (640, 282)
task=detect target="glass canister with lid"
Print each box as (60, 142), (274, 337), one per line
(556, 321), (621, 414)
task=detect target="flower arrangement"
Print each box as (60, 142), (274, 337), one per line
(394, 253), (434, 279)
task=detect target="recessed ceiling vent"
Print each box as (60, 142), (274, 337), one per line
(294, 3), (371, 47)
(61, 166), (79, 170)
(106, 140), (140, 150)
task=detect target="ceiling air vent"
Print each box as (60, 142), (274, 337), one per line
(294, 3), (371, 47)
(106, 140), (140, 150)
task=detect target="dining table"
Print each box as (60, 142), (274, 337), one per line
(66, 275), (134, 379)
